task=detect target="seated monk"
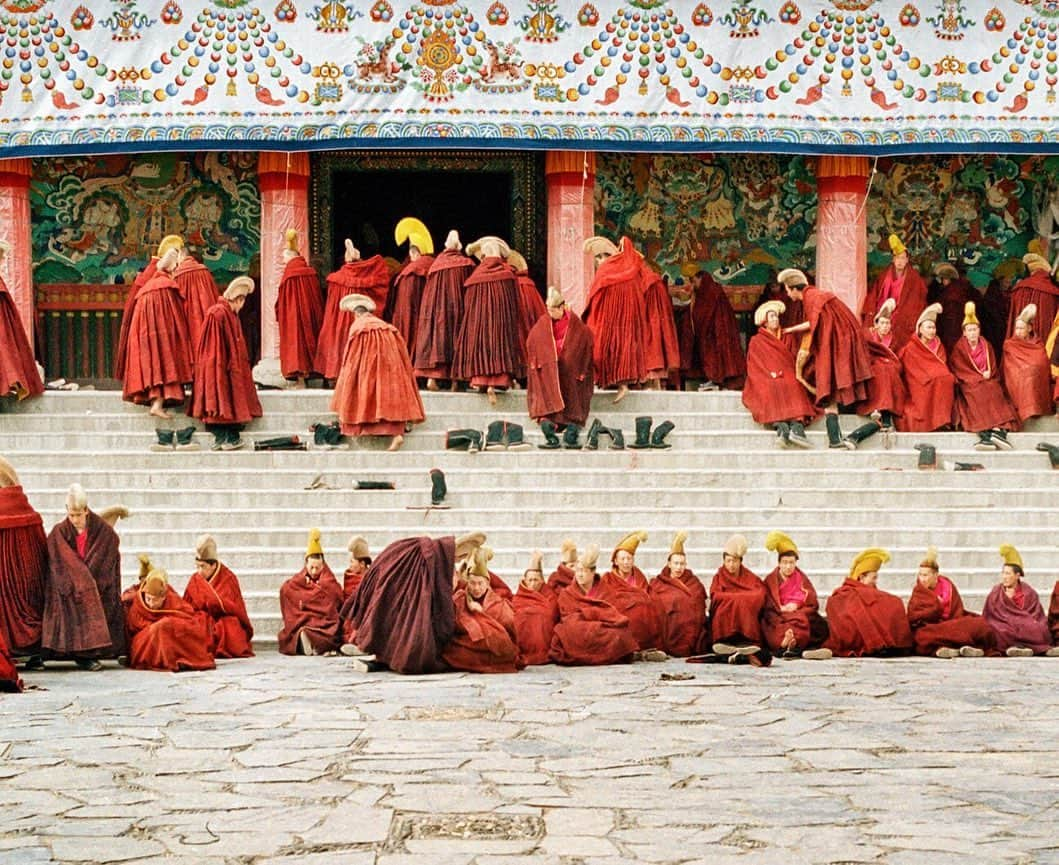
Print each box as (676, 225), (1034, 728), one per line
(949, 302), (1018, 451)
(277, 529), (343, 656)
(981, 544), (1056, 657)
(547, 539), (578, 592)
(125, 558), (215, 672)
(1002, 303), (1052, 424)
(1050, 580), (1059, 649)
(513, 551), (559, 666)
(906, 546), (997, 658)
(598, 530), (665, 654)
(760, 531), (830, 660)
(709, 534), (768, 664)
(549, 544), (638, 666)
(182, 534), (254, 659)
(847, 298), (908, 446)
(443, 547), (522, 673)
(825, 548), (914, 657)
(897, 303), (956, 432)
(339, 536), (371, 651)
(647, 532), (708, 657)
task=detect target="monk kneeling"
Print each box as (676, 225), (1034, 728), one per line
(906, 547), (996, 658)
(443, 547), (522, 673)
(825, 548), (913, 657)
(982, 544), (1056, 657)
(125, 558), (215, 672)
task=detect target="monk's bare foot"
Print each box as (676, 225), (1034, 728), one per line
(486, 387), (498, 406)
(291, 377), (306, 390)
(426, 379), (439, 392)
(148, 402), (172, 420)
(449, 381), (459, 392)
(387, 434), (404, 452)
(613, 384), (629, 404)
(648, 379), (661, 391)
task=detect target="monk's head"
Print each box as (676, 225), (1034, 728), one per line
(918, 319), (937, 342)
(1001, 563), (1023, 589)
(348, 556), (369, 578)
(778, 551), (798, 579)
(892, 250), (908, 274)
(667, 552), (686, 579)
(65, 483), (89, 533)
(764, 308), (781, 334)
(142, 570), (168, 611)
(722, 553), (741, 576)
(916, 564), (939, 591)
(1014, 318), (1030, 340)
(573, 561), (596, 592)
(195, 557), (219, 580)
(466, 572), (490, 601)
(963, 321), (980, 345)
(522, 568), (544, 592)
(859, 570), (879, 587)
(305, 554), (325, 578)
(875, 315), (892, 337)
(613, 549), (634, 576)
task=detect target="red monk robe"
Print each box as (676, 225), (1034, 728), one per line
(277, 253), (324, 380)
(330, 313), (425, 437)
(934, 276), (976, 352)
(648, 566), (708, 657)
(742, 327), (816, 425)
(190, 298), (263, 427)
(640, 262), (681, 382)
(948, 335), (1017, 433)
(451, 257), (523, 388)
(173, 254), (219, 349)
(548, 563), (575, 593)
(598, 568), (664, 651)
(583, 238), (648, 388)
(514, 268), (547, 363)
(388, 254), (434, 354)
(125, 586), (215, 672)
(862, 263), (928, 351)
(897, 337), (955, 431)
(906, 576), (997, 656)
(0, 628), (20, 691)
(549, 580), (638, 666)
(856, 331), (907, 419)
(982, 580), (1052, 654)
(760, 567), (828, 653)
(525, 307), (595, 427)
(121, 268), (193, 408)
(513, 580), (559, 666)
(277, 563), (344, 655)
(413, 248), (476, 380)
(1002, 335), (1052, 423)
(0, 276), (43, 399)
(709, 563), (766, 645)
(1008, 269), (1059, 338)
(114, 258), (158, 379)
(1049, 581), (1059, 646)
(340, 567), (365, 645)
(824, 579), (914, 657)
(0, 483), (47, 654)
(800, 285), (874, 407)
(690, 272), (746, 389)
(183, 564), (254, 659)
(315, 255), (391, 380)
(442, 588), (522, 674)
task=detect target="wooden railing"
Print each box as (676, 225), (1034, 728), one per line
(35, 283), (126, 381)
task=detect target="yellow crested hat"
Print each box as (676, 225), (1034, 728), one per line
(888, 233), (906, 256)
(999, 543), (1023, 568)
(195, 534), (218, 562)
(1023, 252), (1051, 273)
(546, 286), (566, 309)
(1017, 303), (1037, 326)
(613, 530), (647, 559)
(455, 531), (487, 560)
(507, 249), (528, 272)
(156, 234), (184, 258)
(849, 547), (890, 581)
(347, 536), (370, 560)
(470, 546), (493, 578)
(963, 301), (979, 328)
(560, 538), (578, 564)
(284, 228), (300, 252)
(777, 268), (808, 288)
(670, 531), (687, 557)
(724, 534), (749, 559)
(754, 300), (785, 327)
(765, 530), (798, 558)
(223, 276), (255, 301)
(583, 236), (619, 258)
(919, 545), (939, 570)
(339, 293), (376, 314)
(305, 528), (323, 558)
(916, 302), (942, 332)
(874, 297), (896, 325)
(394, 217), (434, 255)
(933, 262), (959, 280)
(579, 543), (600, 570)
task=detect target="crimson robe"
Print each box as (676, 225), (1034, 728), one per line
(981, 580), (1052, 654)
(648, 566), (708, 657)
(934, 277), (976, 351)
(896, 337), (955, 431)
(862, 264), (928, 351)
(1002, 336), (1052, 422)
(690, 272), (746, 388)
(389, 254), (434, 354)
(41, 513), (124, 658)
(709, 564), (766, 644)
(114, 258), (158, 379)
(442, 588), (522, 673)
(0, 628), (20, 691)
(641, 265), (681, 381)
(583, 238), (648, 388)
(802, 285), (873, 407)
(598, 568), (664, 651)
(978, 282), (1010, 357)
(451, 257), (522, 388)
(906, 576), (997, 656)
(0, 484), (46, 653)
(340, 568), (365, 645)
(671, 299), (695, 385)
(277, 564), (343, 655)
(1048, 581), (1059, 645)
(0, 279), (43, 399)
(190, 299), (263, 426)
(413, 249), (475, 379)
(949, 336), (1017, 432)
(173, 255), (219, 349)
(855, 331), (907, 417)
(276, 254), (324, 379)
(125, 586), (215, 672)
(742, 327), (815, 424)
(549, 580), (638, 666)
(344, 536), (456, 674)
(515, 270), (547, 362)
(315, 256), (391, 380)
(1008, 270), (1059, 338)
(330, 314), (425, 436)
(122, 269), (193, 407)
(824, 578), (914, 657)
(513, 581), (559, 665)
(548, 563), (574, 593)
(525, 309), (595, 426)
(183, 564), (254, 659)
(760, 566), (828, 652)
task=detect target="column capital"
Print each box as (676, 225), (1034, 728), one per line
(545, 151), (596, 177)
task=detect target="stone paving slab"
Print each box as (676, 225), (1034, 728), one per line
(2, 654), (1058, 864)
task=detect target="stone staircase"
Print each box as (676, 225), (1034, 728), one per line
(4, 388), (1059, 648)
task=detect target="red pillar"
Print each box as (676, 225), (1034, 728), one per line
(0, 158), (34, 348)
(545, 151), (595, 315)
(815, 156), (869, 314)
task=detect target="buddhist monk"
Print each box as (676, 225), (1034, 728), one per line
(647, 532), (708, 657)
(824, 548), (913, 657)
(949, 301), (1018, 450)
(125, 558), (215, 672)
(173, 245), (220, 349)
(513, 551), (559, 666)
(906, 546), (997, 658)
(549, 544), (638, 666)
(526, 286), (595, 449)
(689, 270), (746, 390)
(330, 292), (425, 451)
(276, 228), (324, 387)
(315, 239), (391, 382)
(709, 534), (768, 663)
(1007, 250), (1059, 339)
(742, 300), (815, 448)
(339, 536), (371, 652)
(443, 547), (522, 673)
(547, 539), (578, 592)
(41, 484), (127, 670)
(115, 234), (180, 380)
(389, 217), (435, 355)
(931, 262), (976, 352)
(1002, 303), (1052, 424)
(277, 529), (343, 656)
(0, 456), (46, 667)
(639, 254), (681, 387)
(182, 534), (254, 659)
(0, 239), (43, 400)
(190, 276), (262, 451)
(861, 234), (928, 351)
(981, 544), (1056, 656)
(897, 303), (956, 432)
(413, 230), (476, 389)
(1049, 580), (1059, 648)
(760, 532), (830, 660)
(508, 249), (547, 372)
(599, 531), (665, 654)
(848, 298), (907, 446)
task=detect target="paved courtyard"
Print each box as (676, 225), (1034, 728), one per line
(2, 655), (1058, 865)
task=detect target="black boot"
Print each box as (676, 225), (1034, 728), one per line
(788, 421), (812, 449)
(774, 422), (790, 448)
(445, 429), (483, 452)
(222, 427), (246, 451)
(843, 420), (880, 450)
(1037, 441), (1059, 469)
(629, 416), (652, 449)
(562, 424), (582, 449)
(606, 426), (625, 450)
(505, 422), (531, 451)
(485, 420), (506, 450)
(914, 443), (937, 470)
(649, 420), (675, 449)
(209, 427), (227, 451)
(311, 422), (330, 447)
(175, 426), (199, 451)
(974, 430), (997, 451)
(879, 410), (895, 430)
(430, 468), (447, 505)
(826, 414), (850, 449)
(538, 420), (561, 450)
(992, 428), (1013, 450)
(150, 428), (175, 452)
(253, 435), (305, 451)
(585, 418), (604, 451)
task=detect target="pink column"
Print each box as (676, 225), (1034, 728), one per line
(545, 151), (596, 315)
(255, 152), (310, 385)
(815, 156), (869, 314)
(0, 159), (34, 345)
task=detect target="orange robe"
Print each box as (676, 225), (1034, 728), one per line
(1001, 336), (1052, 423)
(189, 299), (263, 426)
(583, 238), (648, 388)
(442, 588), (522, 673)
(760, 566), (828, 652)
(315, 256), (391, 380)
(709, 564), (766, 645)
(906, 576), (996, 656)
(173, 254), (219, 349)
(121, 270), (193, 407)
(801, 285), (873, 408)
(0, 277), (44, 399)
(182, 564), (254, 659)
(598, 567), (664, 651)
(277, 564), (343, 655)
(949, 336), (1017, 432)
(389, 254), (434, 354)
(276, 254), (324, 379)
(549, 580), (637, 666)
(513, 581), (559, 665)
(1049, 581), (1059, 645)
(742, 327), (815, 424)
(548, 563), (574, 593)
(648, 567), (708, 657)
(125, 586), (216, 672)
(0, 484), (47, 654)
(825, 578), (914, 657)
(641, 264), (681, 381)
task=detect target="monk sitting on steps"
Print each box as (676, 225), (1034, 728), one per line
(443, 546), (523, 673)
(906, 546), (997, 658)
(599, 531), (666, 659)
(709, 534), (769, 665)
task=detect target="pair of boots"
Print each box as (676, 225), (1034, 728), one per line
(628, 416), (675, 449)
(151, 426), (198, 452)
(585, 418), (625, 450)
(974, 429), (1013, 451)
(774, 421), (811, 449)
(310, 421), (344, 449)
(210, 426), (246, 451)
(444, 421), (531, 452)
(539, 421), (583, 450)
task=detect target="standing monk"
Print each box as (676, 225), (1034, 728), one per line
(413, 230), (476, 389)
(1002, 304), (1052, 424)
(931, 262), (975, 352)
(277, 529), (344, 656)
(897, 303), (956, 432)
(0, 456), (46, 667)
(906, 546), (996, 658)
(639, 254), (681, 387)
(981, 544), (1055, 657)
(690, 270), (746, 390)
(1007, 250), (1059, 338)
(648, 532), (708, 658)
(861, 234), (928, 351)
(389, 218), (435, 355)
(709, 534), (768, 663)
(824, 548), (913, 658)
(513, 551), (559, 666)
(276, 229), (324, 387)
(599, 531), (665, 654)
(115, 234), (181, 380)
(508, 249), (547, 367)
(0, 239), (43, 400)
(760, 532), (830, 660)
(173, 245), (220, 350)
(183, 534), (254, 659)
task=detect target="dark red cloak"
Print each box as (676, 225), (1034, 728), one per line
(515, 270), (547, 360)
(451, 257), (523, 387)
(906, 576), (996, 656)
(855, 332), (907, 417)
(388, 254), (434, 354)
(648, 567), (708, 657)
(896, 337), (955, 432)
(641, 266), (681, 381)
(114, 258), (158, 379)
(121, 270), (193, 407)
(981, 580), (1052, 654)
(0, 628), (20, 692)
(862, 265), (928, 351)
(691, 272), (746, 388)
(276, 254), (324, 380)
(1001, 336), (1052, 422)
(0, 484), (46, 653)
(802, 285), (873, 407)
(824, 578), (914, 657)
(183, 564), (254, 659)
(125, 585), (215, 672)
(598, 568), (664, 651)
(412, 249), (475, 379)
(0, 280), (43, 399)
(948, 336), (1017, 432)
(583, 239), (648, 388)
(1008, 270), (1059, 338)
(525, 309), (595, 426)
(315, 256), (391, 380)
(708, 564), (766, 645)
(742, 328), (815, 424)
(190, 299), (263, 426)
(760, 566), (828, 652)
(513, 580), (559, 666)
(934, 277), (976, 351)
(1049, 581), (1059, 645)
(442, 588), (522, 674)
(548, 563), (575, 593)
(549, 581), (638, 666)
(277, 564), (343, 655)
(173, 255), (220, 349)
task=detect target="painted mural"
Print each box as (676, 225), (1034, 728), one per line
(29, 151), (260, 285)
